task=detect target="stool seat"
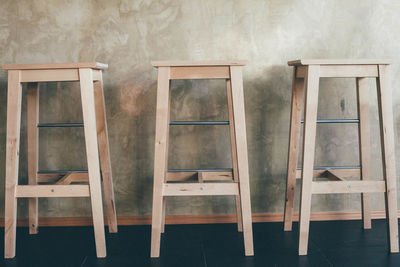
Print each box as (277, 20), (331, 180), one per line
(2, 62), (108, 70)
(288, 59), (391, 66)
(151, 60), (247, 67)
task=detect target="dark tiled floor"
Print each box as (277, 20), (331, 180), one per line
(1, 219), (400, 267)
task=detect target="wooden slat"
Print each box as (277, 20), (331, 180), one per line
(4, 70), (22, 258)
(20, 69), (79, 82)
(284, 67), (305, 231)
(92, 70), (102, 81)
(376, 64), (399, 253)
(94, 73), (118, 233)
(357, 77), (372, 229)
(311, 181), (386, 194)
(79, 68), (106, 258)
(298, 65), (320, 256)
(16, 185), (90, 197)
(324, 170), (345, 181)
(226, 78), (243, 232)
(230, 66), (254, 256)
(27, 82), (39, 234)
(319, 65), (378, 78)
(37, 172), (88, 183)
(162, 183), (239, 196)
(170, 66), (230, 79)
(288, 59), (391, 66)
(151, 60), (247, 67)
(3, 62), (108, 70)
(295, 168), (360, 179)
(151, 67), (171, 258)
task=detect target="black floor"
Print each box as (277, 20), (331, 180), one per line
(1, 219), (400, 267)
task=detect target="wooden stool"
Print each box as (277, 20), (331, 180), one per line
(150, 61), (254, 257)
(2, 62), (118, 258)
(283, 59), (399, 255)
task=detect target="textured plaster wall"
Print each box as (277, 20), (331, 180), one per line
(1, 0), (400, 219)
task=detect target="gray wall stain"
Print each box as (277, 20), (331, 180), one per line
(0, 0), (400, 218)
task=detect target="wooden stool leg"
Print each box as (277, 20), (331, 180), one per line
(4, 70), (22, 258)
(230, 66), (254, 256)
(356, 77), (372, 229)
(226, 79), (243, 232)
(79, 68), (107, 258)
(284, 67), (305, 231)
(151, 67), (171, 258)
(27, 82), (39, 234)
(298, 65), (320, 255)
(94, 74), (118, 234)
(376, 65), (399, 253)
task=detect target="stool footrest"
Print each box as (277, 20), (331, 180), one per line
(38, 123), (84, 127)
(166, 171), (233, 182)
(311, 181), (386, 194)
(169, 121), (229, 125)
(162, 183), (239, 196)
(296, 168), (361, 179)
(16, 185), (90, 198)
(37, 171), (89, 184)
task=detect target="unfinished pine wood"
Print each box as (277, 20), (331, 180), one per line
(20, 69), (79, 82)
(284, 67), (305, 231)
(298, 65), (320, 256)
(151, 60), (247, 67)
(16, 185), (90, 198)
(94, 73), (118, 234)
(226, 79), (243, 232)
(356, 77), (372, 229)
(230, 66), (254, 256)
(376, 64), (399, 253)
(27, 82), (39, 235)
(165, 171), (233, 181)
(163, 183), (239, 196)
(4, 70), (22, 259)
(170, 66), (230, 79)
(37, 172), (89, 183)
(323, 170), (346, 181)
(288, 59), (391, 66)
(79, 68), (106, 258)
(311, 181), (385, 194)
(2, 62), (108, 70)
(295, 168), (360, 179)
(319, 65), (378, 78)
(151, 67), (171, 258)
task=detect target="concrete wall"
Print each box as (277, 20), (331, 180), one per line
(1, 0), (400, 219)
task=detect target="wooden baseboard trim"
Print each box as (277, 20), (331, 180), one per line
(0, 210), (396, 227)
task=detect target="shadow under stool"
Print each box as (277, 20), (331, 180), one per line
(150, 60), (254, 258)
(2, 62), (118, 258)
(283, 59), (399, 255)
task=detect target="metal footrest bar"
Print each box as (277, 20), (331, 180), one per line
(38, 123), (84, 127)
(169, 121), (229, 125)
(300, 119), (359, 124)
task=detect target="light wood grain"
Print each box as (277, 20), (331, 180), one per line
(227, 79), (243, 232)
(79, 68), (106, 258)
(20, 69), (80, 82)
(4, 70), (22, 258)
(298, 65), (320, 256)
(151, 60), (247, 67)
(288, 59), (391, 66)
(284, 67), (305, 231)
(312, 181), (385, 194)
(170, 66), (230, 79)
(27, 83), (39, 234)
(94, 74), (118, 234)
(162, 183), (239, 196)
(319, 65), (378, 78)
(295, 168), (361, 179)
(230, 66), (254, 256)
(37, 172), (89, 183)
(3, 62), (108, 70)
(356, 77), (372, 229)
(151, 67), (171, 258)
(376, 64), (399, 253)
(16, 185), (90, 197)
